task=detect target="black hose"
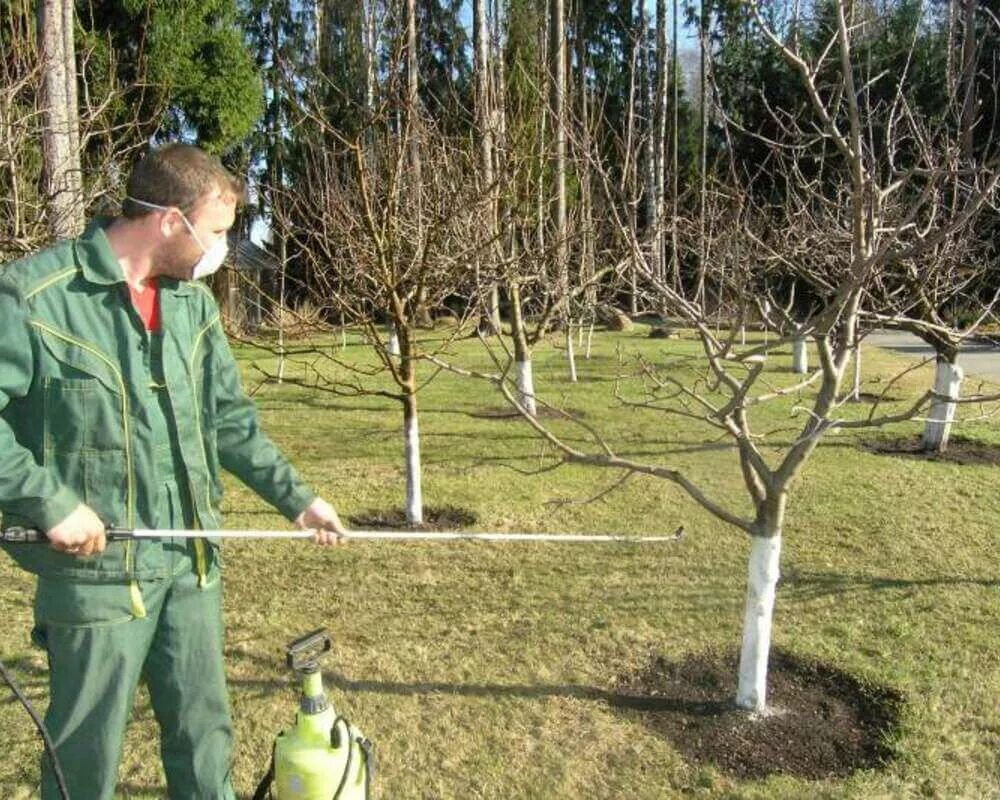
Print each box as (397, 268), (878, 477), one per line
(0, 657), (70, 800)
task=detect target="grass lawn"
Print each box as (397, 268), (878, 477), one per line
(1, 325), (998, 798)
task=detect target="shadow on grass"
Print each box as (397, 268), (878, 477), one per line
(781, 569), (1000, 599)
(221, 647), (723, 716)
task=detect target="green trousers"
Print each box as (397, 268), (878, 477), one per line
(32, 478), (236, 800)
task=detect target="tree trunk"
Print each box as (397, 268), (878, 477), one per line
(850, 337), (862, 401)
(406, 0), (430, 324)
(566, 319), (578, 383)
(792, 337), (808, 374)
(474, 0), (501, 335)
(509, 280), (537, 417)
(38, 0), (84, 239)
(670, 0), (680, 288)
(923, 357), (963, 452)
(549, 0), (572, 380)
(402, 392), (423, 525)
(626, 0), (640, 315)
(736, 530), (782, 712)
(653, 0), (667, 281)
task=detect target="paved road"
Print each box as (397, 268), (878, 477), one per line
(866, 330), (1000, 380)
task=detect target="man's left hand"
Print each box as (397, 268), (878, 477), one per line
(295, 497), (348, 546)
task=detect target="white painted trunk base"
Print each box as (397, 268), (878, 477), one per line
(404, 414), (423, 525)
(851, 340), (862, 401)
(736, 534), (782, 712)
(922, 360), (963, 452)
(516, 360), (537, 417)
(584, 320), (595, 359)
(388, 331), (401, 357)
(792, 338), (808, 374)
(567, 324), (578, 383)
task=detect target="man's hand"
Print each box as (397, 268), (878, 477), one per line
(47, 504), (107, 557)
(295, 497), (348, 546)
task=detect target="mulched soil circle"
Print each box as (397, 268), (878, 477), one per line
(468, 406), (586, 421)
(614, 648), (903, 780)
(348, 505), (478, 531)
(861, 435), (1000, 466)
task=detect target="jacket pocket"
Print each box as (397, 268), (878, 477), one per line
(43, 376), (126, 454)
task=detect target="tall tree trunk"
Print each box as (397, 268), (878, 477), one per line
(654, 0), (667, 282)
(960, 0), (977, 164)
(39, 0), (84, 239)
(549, 0), (573, 380)
(696, 0), (709, 306)
(536, 15), (548, 284)
(406, 0), (429, 324)
(670, 0), (680, 289)
(640, 2), (656, 290)
(575, 2), (595, 332)
(475, 0), (501, 335)
(626, 0), (641, 316)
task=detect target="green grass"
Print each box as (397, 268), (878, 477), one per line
(1, 326), (998, 798)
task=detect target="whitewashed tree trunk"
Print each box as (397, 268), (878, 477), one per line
(922, 358), (963, 452)
(388, 328), (401, 357)
(792, 337), (808, 374)
(584, 318), (595, 360)
(510, 280), (537, 417)
(566, 322), (578, 383)
(516, 360), (537, 417)
(736, 532), (782, 712)
(276, 246), (287, 384)
(851, 339), (862, 401)
(403, 400), (423, 525)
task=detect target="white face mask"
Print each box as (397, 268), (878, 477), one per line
(126, 196), (230, 280)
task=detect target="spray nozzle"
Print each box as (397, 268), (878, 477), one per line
(286, 628), (332, 673)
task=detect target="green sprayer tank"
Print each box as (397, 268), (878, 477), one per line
(257, 630), (373, 800)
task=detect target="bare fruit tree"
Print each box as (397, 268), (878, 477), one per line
(269, 97), (494, 525)
(439, 0), (1000, 713)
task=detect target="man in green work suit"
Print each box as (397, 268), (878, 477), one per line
(0, 144), (346, 798)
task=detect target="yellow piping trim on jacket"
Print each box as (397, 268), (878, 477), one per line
(188, 315), (220, 587)
(24, 268), (76, 300)
(29, 321), (142, 603)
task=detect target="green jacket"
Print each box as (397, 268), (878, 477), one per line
(0, 219), (316, 582)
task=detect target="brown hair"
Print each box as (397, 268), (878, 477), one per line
(122, 143), (246, 219)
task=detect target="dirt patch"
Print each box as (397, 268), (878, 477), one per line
(861, 435), (1000, 466)
(468, 406), (586, 421)
(348, 505), (478, 531)
(613, 649), (903, 780)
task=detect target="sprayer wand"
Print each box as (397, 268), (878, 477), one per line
(1, 525), (684, 545)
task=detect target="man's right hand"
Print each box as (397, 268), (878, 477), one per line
(46, 504), (107, 557)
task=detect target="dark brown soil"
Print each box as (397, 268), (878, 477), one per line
(348, 505), (478, 531)
(613, 649), (903, 780)
(468, 406), (586, 421)
(861, 435), (1000, 466)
